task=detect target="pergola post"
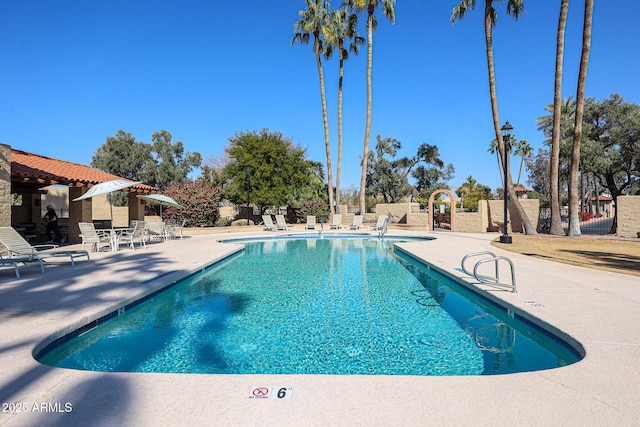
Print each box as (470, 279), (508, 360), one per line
(0, 144), (11, 227)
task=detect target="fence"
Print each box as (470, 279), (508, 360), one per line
(538, 207), (615, 235)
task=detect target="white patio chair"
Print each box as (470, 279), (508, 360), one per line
(349, 215), (364, 230)
(262, 215), (276, 231)
(171, 219), (186, 240)
(305, 216), (317, 230)
(78, 222), (112, 252)
(146, 220), (166, 241)
(0, 252), (45, 278)
(0, 227), (90, 266)
(275, 215), (295, 231)
(329, 214), (342, 229)
(118, 221), (147, 250)
(369, 215), (387, 231)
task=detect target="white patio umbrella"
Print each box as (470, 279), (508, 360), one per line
(73, 179), (142, 228)
(137, 194), (182, 219)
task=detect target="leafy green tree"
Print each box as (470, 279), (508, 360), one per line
(223, 129), (317, 213)
(324, 6), (364, 213)
(291, 0), (335, 214)
(524, 148), (553, 206)
(91, 130), (154, 182)
(366, 136), (414, 203)
(412, 144), (455, 201)
(456, 175), (492, 211)
(451, 0), (537, 235)
(200, 153), (230, 189)
(343, 0), (396, 215)
(365, 137), (453, 205)
(582, 94), (640, 233)
(290, 160), (331, 221)
(150, 130), (202, 190)
(162, 180), (223, 227)
(92, 129), (202, 190)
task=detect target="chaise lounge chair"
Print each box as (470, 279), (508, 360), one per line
(329, 214), (342, 229)
(349, 215), (363, 230)
(368, 215), (387, 231)
(0, 252), (45, 278)
(305, 216), (317, 230)
(275, 215), (295, 231)
(0, 226), (90, 266)
(262, 215), (276, 231)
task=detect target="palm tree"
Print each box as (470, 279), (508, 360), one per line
(567, 0), (594, 237)
(291, 0), (335, 214)
(324, 7), (364, 214)
(537, 97), (576, 218)
(514, 139), (532, 185)
(549, 0), (570, 236)
(343, 0), (396, 215)
(451, 0), (537, 235)
(488, 138), (504, 188)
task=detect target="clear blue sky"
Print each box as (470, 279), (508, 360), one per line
(2, 1), (639, 192)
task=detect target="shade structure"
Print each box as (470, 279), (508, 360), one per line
(73, 180), (143, 228)
(137, 194), (182, 219)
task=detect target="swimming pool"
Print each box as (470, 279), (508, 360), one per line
(36, 236), (581, 375)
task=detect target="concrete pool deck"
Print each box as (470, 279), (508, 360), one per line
(0, 229), (638, 426)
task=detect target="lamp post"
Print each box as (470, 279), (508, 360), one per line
(500, 121), (513, 244)
(245, 168), (251, 226)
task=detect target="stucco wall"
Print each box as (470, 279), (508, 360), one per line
(616, 196), (640, 238)
(487, 199), (539, 233)
(375, 203), (419, 224)
(454, 201), (490, 233)
(91, 193), (130, 227)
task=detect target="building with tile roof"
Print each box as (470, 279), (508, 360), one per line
(1, 144), (158, 243)
(10, 149), (156, 194)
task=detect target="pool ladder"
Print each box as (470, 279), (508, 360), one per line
(378, 213), (391, 238)
(461, 251), (516, 293)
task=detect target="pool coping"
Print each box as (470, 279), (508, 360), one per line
(1, 230), (639, 425)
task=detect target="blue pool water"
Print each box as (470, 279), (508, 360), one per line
(37, 237), (581, 375)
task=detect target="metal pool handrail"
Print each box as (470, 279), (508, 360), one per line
(461, 251), (516, 293)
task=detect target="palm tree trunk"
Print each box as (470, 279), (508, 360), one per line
(568, 0), (593, 237)
(359, 12), (373, 215)
(484, 1), (536, 235)
(316, 45), (335, 215)
(550, 0), (569, 235)
(336, 53), (344, 214)
(517, 156), (524, 186)
(496, 151), (504, 188)
(593, 175), (600, 215)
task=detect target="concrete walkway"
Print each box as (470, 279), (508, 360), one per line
(0, 230), (638, 426)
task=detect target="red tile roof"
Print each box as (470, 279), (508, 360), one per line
(514, 185), (533, 193)
(11, 149), (157, 193)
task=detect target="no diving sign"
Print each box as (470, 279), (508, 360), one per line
(249, 386), (292, 400)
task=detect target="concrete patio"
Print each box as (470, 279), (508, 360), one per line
(0, 230), (638, 426)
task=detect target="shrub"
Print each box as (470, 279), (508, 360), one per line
(578, 211), (593, 222)
(163, 180), (223, 227)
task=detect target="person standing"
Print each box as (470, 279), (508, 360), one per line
(43, 204), (64, 243)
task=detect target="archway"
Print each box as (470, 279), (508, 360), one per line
(427, 189), (457, 231)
